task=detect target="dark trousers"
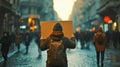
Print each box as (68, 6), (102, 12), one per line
(80, 40), (85, 49)
(1, 48), (9, 62)
(113, 40), (118, 48)
(46, 61), (68, 67)
(76, 38), (79, 42)
(25, 41), (30, 54)
(96, 51), (105, 67)
(16, 44), (20, 52)
(46, 63), (67, 67)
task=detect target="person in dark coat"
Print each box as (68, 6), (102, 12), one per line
(118, 31), (120, 48)
(0, 32), (11, 63)
(105, 30), (111, 48)
(40, 22), (76, 67)
(74, 31), (80, 42)
(24, 32), (31, 54)
(35, 33), (41, 57)
(15, 31), (22, 52)
(84, 31), (91, 49)
(79, 31), (85, 49)
(9, 32), (15, 46)
(112, 30), (119, 48)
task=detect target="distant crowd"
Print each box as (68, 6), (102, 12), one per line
(0, 22), (120, 67)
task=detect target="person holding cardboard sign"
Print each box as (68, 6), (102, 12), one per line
(40, 22), (76, 67)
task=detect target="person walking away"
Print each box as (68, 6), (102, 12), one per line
(84, 31), (91, 49)
(21, 30), (26, 44)
(9, 32), (15, 46)
(35, 33), (41, 57)
(40, 22), (76, 67)
(25, 32), (31, 54)
(93, 27), (107, 67)
(74, 31), (80, 43)
(79, 31), (85, 49)
(105, 30), (111, 48)
(0, 32), (11, 63)
(15, 31), (22, 52)
(112, 30), (119, 48)
(118, 31), (120, 48)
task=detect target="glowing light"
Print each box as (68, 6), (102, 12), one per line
(53, 0), (76, 20)
(104, 16), (111, 23)
(20, 25), (26, 29)
(28, 18), (32, 24)
(113, 22), (117, 27)
(112, 22), (117, 30)
(76, 27), (80, 32)
(30, 26), (35, 32)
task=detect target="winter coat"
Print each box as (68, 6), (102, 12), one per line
(15, 33), (22, 45)
(40, 31), (76, 67)
(25, 33), (31, 44)
(74, 31), (80, 40)
(79, 31), (85, 41)
(93, 32), (107, 51)
(0, 32), (11, 53)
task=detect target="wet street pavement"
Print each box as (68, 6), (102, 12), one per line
(0, 40), (120, 67)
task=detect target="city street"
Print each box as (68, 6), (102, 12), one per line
(0, 40), (120, 67)
(1, 0), (120, 67)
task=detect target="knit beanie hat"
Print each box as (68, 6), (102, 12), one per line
(53, 23), (63, 31)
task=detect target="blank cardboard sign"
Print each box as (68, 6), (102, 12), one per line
(40, 21), (73, 39)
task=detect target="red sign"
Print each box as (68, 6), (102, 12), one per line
(104, 16), (111, 23)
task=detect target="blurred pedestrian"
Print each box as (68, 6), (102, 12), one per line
(0, 32), (11, 63)
(74, 31), (80, 43)
(24, 32), (31, 54)
(35, 33), (41, 57)
(93, 27), (107, 67)
(79, 31), (85, 49)
(112, 30), (119, 49)
(40, 22), (76, 67)
(84, 31), (91, 49)
(21, 30), (26, 44)
(118, 31), (120, 48)
(15, 31), (22, 52)
(105, 31), (110, 48)
(9, 32), (15, 46)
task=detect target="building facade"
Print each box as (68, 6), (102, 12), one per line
(70, 0), (102, 32)
(0, 0), (20, 37)
(19, 0), (57, 33)
(0, 0), (21, 56)
(70, 0), (83, 31)
(80, 0), (101, 31)
(20, 0), (42, 34)
(39, 0), (55, 21)
(97, 0), (120, 31)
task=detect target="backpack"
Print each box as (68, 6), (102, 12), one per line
(47, 39), (65, 66)
(96, 32), (105, 45)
